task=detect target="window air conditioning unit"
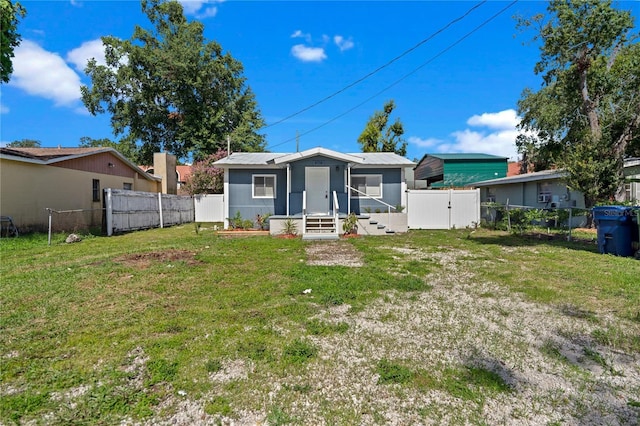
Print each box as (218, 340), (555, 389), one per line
(538, 194), (551, 203)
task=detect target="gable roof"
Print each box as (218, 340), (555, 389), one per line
(470, 169), (567, 187)
(214, 147), (415, 168)
(417, 153), (508, 162)
(0, 147), (160, 182)
(272, 147), (364, 165)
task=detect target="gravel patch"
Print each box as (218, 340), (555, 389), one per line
(305, 241), (364, 267)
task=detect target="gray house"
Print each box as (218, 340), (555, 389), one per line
(470, 169), (586, 208)
(213, 147), (415, 238)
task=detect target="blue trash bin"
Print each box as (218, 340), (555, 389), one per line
(593, 206), (639, 257)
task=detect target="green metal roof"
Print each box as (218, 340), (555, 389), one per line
(424, 153), (508, 161)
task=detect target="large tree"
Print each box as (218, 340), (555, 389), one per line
(1, 0), (26, 83)
(81, 0), (266, 164)
(357, 100), (407, 157)
(79, 136), (141, 164)
(516, 0), (640, 208)
(7, 139), (40, 148)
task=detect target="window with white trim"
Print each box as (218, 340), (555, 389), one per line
(253, 175), (276, 198)
(350, 175), (382, 198)
(486, 187), (496, 203)
(537, 182), (551, 203)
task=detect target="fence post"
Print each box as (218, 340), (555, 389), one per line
(506, 198), (511, 232)
(567, 208), (573, 241)
(47, 208), (53, 245)
(106, 188), (113, 236)
(158, 192), (164, 229)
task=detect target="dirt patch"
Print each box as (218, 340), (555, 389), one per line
(305, 241), (363, 267)
(114, 250), (202, 269)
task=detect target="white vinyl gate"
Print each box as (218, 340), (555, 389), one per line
(194, 194), (225, 222)
(407, 189), (480, 229)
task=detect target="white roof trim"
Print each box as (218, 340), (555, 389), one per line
(471, 169), (567, 187)
(272, 147), (364, 165)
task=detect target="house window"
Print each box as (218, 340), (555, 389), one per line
(123, 183), (133, 190)
(537, 182), (551, 203)
(92, 179), (100, 202)
(253, 175), (276, 198)
(351, 175), (382, 198)
(486, 187), (496, 203)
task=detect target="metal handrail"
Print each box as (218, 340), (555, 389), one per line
(346, 185), (397, 232)
(345, 185), (397, 211)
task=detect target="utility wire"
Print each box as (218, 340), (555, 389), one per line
(264, 0), (487, 130)
(268, 0), (519, 150)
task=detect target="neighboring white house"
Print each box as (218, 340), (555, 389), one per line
(624, 157), (640, 202)
(470, 169), (586, 209)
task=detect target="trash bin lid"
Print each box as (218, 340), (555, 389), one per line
(593, 206), (635, 221)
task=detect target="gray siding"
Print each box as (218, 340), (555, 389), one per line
(288, 156), (347, 215)
(227, 157), (404, 218)
(350, 168), (402, 213)
(228, 169), (287, 222)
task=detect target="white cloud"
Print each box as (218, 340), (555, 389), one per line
(11, 40), (81, 106)
(291, 30), (312, 44)
(0, 103), (8, 114)
(66, 39), (106, 72)
(291, 44), (327, 63)
(446, 128), (520, 160)
(467, 109), (519, 130)
(334, 35), (354, 52)
(178, 0), (219, 18)
(409, 109), (523, 161)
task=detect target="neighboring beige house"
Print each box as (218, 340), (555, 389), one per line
(0, 147), (175, 233)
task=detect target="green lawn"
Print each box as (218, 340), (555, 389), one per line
(1, 226), (639, 425)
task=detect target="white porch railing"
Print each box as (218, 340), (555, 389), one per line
(346, 185), (397, 232)
(332, 190), (339, 230)
(302, 190), (307, 232)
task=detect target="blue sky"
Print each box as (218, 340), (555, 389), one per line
(2, 1), (639, 162)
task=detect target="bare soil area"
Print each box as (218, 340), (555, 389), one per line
(305, 241), (364, 267)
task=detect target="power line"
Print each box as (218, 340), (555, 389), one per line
(268, 0), (519, 151)
(264, 1), (488, 130)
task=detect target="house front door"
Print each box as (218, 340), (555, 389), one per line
(305, 167), (330, 215)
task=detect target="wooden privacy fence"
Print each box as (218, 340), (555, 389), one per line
(407, 189), (480, 229)
(104, 189), (194, 236)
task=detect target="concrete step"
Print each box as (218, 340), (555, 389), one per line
(302, 233), (339, 240)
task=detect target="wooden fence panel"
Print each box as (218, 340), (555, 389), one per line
(105, 189), (194, 235)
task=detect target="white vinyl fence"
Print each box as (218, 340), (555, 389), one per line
(194, 194), (225, 222)
(407, 189), (480, 229)
(105, 189), (194, 236)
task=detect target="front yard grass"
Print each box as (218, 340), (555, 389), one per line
(1, 226), (638, 425)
